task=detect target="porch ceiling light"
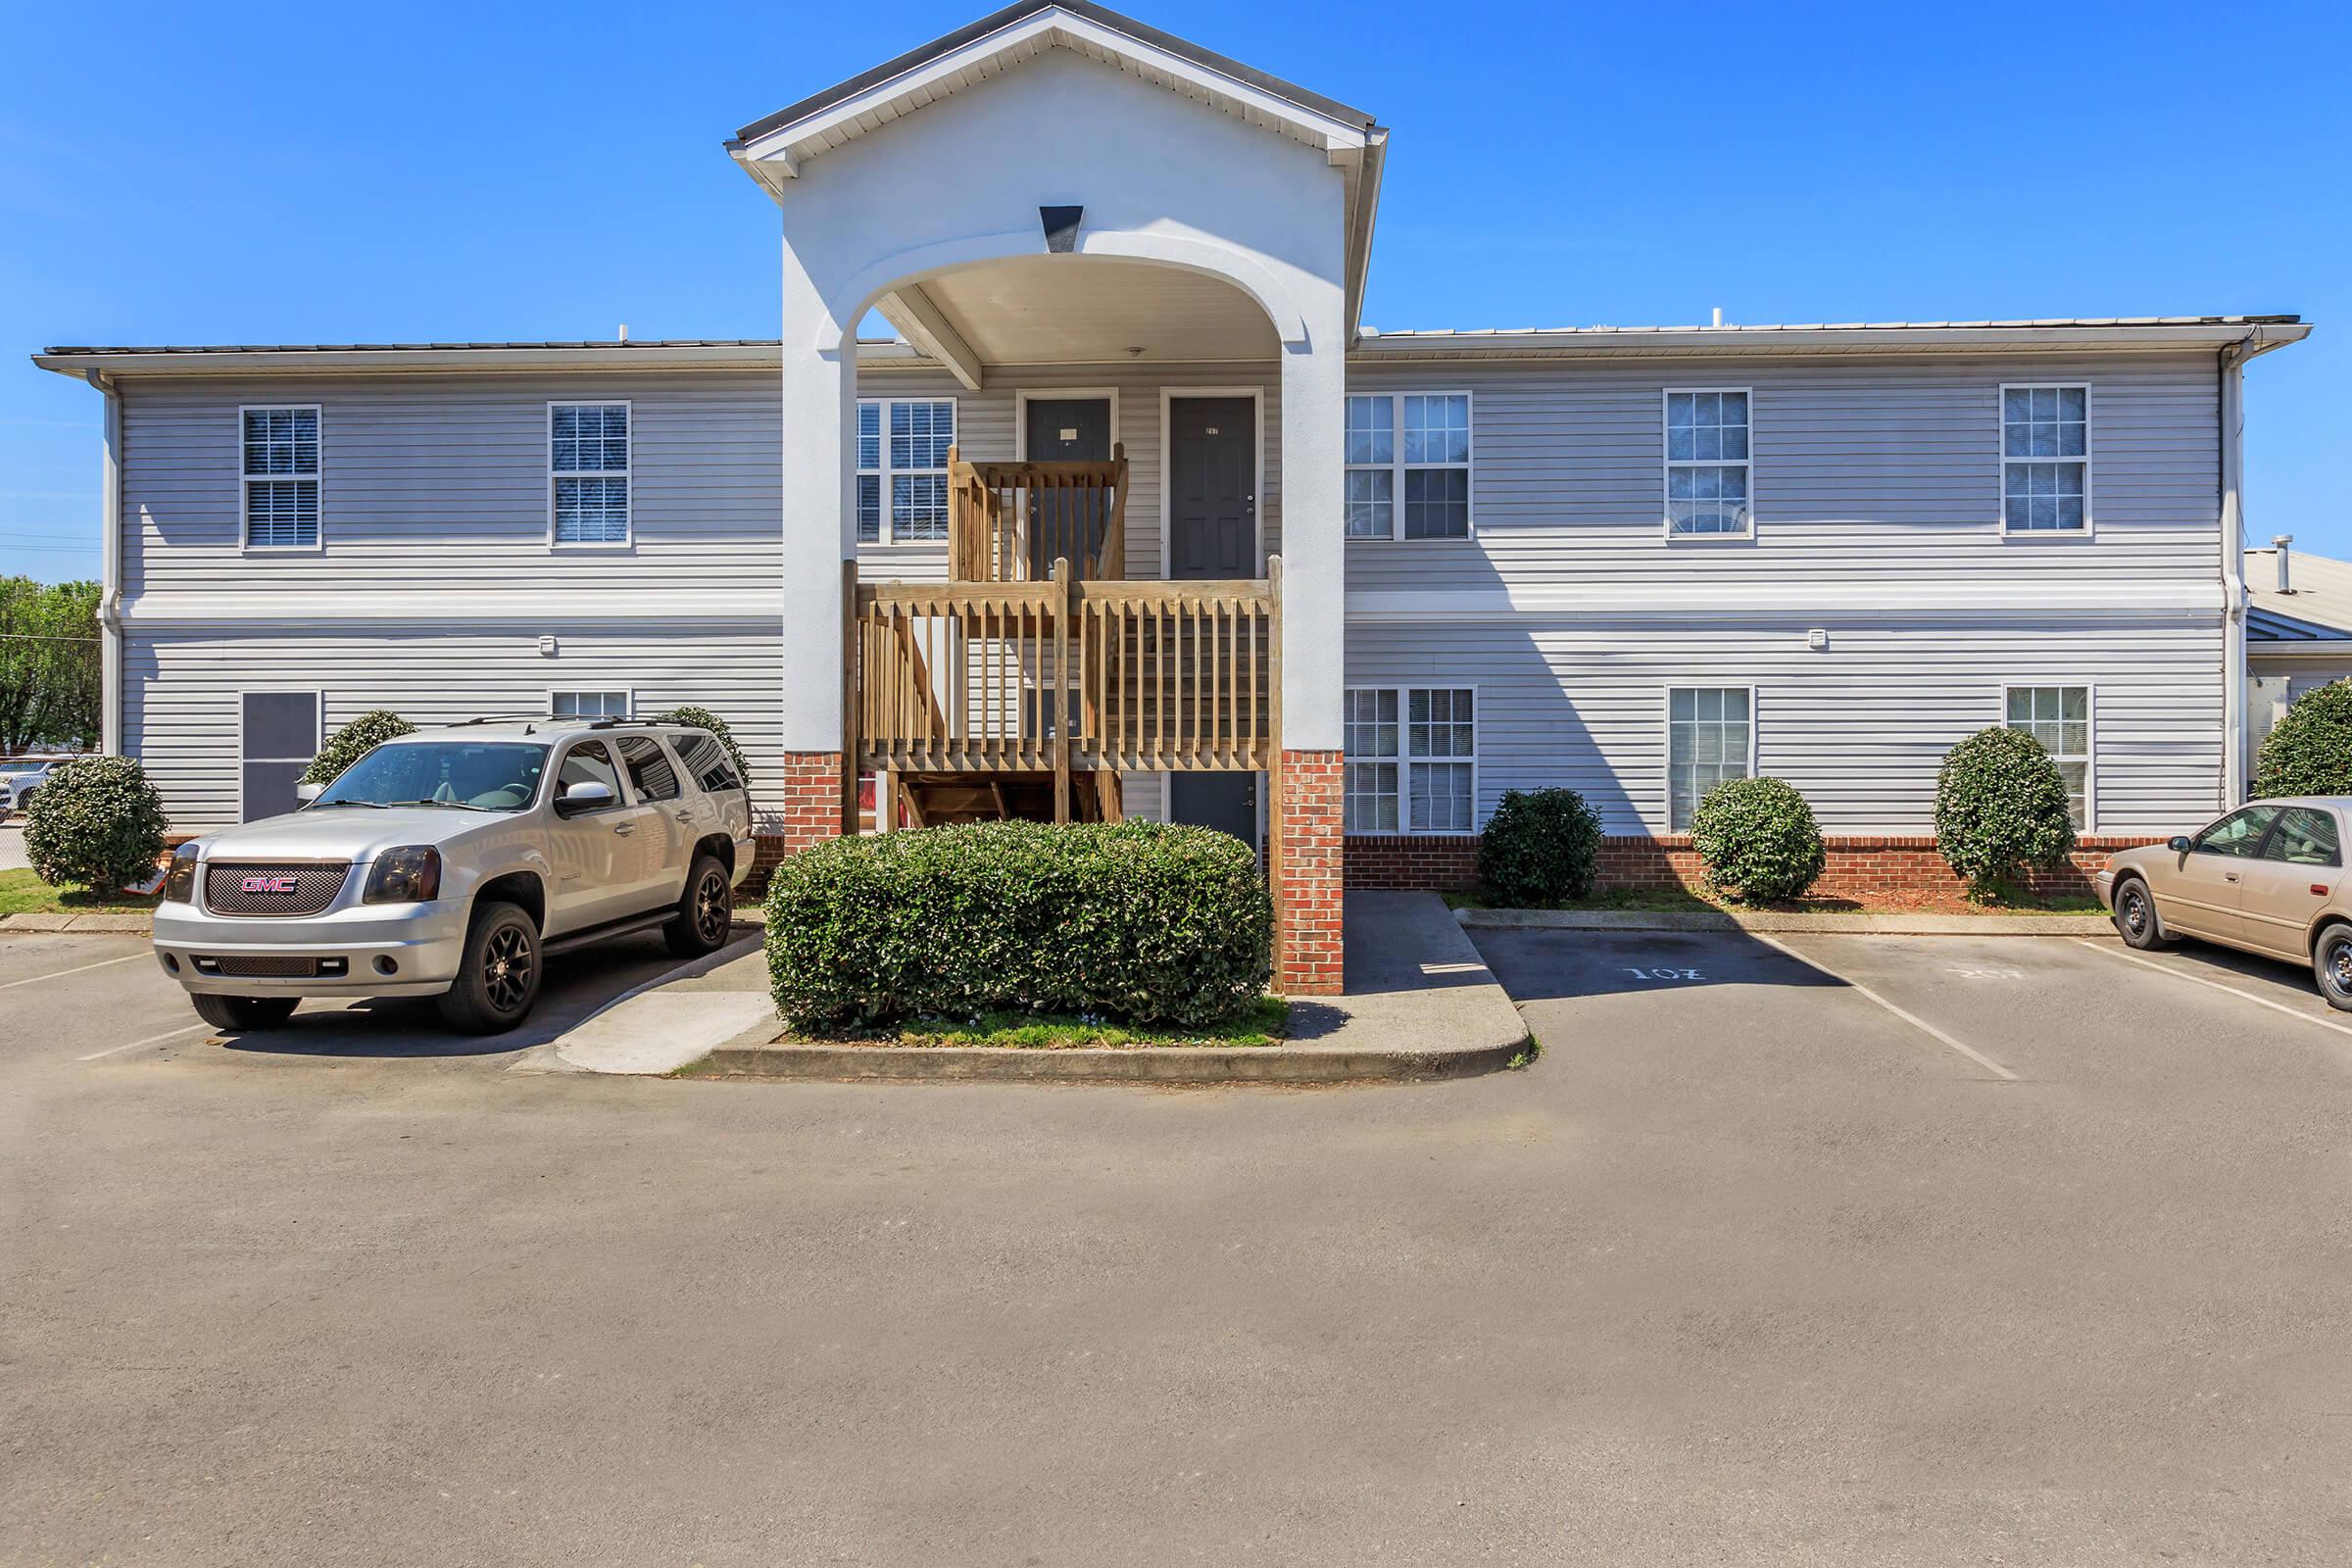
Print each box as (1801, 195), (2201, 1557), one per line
(1040, 206), (1083, 254)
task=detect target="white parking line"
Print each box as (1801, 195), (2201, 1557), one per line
(76, 1023), (211, 1061)
(2073, 939), (2352, 1041)
(0, 951), (147, 992)
(1752, 933), (2021, 1082)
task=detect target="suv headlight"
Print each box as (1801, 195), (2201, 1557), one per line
(162, 843), (200, 904)
(364, 846), (442, 905)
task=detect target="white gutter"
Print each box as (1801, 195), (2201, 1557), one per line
(85, 369), (123, 756)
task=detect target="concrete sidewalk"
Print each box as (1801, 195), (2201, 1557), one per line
(565, 891), (1531, 1084)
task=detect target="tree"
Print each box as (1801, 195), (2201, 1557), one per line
(0, 577), (101, 753)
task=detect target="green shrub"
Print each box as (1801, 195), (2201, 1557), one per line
(302, 710), (416, 785)
(2255, 679), (2352, 799)
(1690, 775), (1826, 904)
(24, 756), (168, 892)
(651, 705), (751, 785)
(1935, 726), (2077, 895)
(765, 819), (1271, 1030)
(1478, 787), (1602, 906)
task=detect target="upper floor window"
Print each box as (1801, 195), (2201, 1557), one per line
(242, 406), (320, 550)
(1345, 392), (1471, 540)
(1344, 685), (1476, 832)
(858, 399), (956, 544)
(551, 403), (630, 546)
(2001, 385), (2089, 533)
(1664, 389), (1750, 538)
(1667, 686), (1751, 831)
(2004, 684), (2090, 829)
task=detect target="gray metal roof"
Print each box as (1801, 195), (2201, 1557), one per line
(1361, 315), (2304, 339)
(729, 0), (1379, 148)
(38, 339), (784, 357)
(2248, 546), (2352, 643)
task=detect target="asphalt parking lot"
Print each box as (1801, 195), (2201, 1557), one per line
(5, 920), (2349, 1565)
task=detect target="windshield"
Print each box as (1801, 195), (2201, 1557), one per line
(313, 742), (549, 812)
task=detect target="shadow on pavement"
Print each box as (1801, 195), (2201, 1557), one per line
(213, 932), (761, 1060)
(1468, 925), (1845, 1003)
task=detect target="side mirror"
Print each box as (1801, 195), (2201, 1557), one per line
(555, 779), (614, 816)
(2169, 835), (2194, 855)
(295, 781), (323, 805)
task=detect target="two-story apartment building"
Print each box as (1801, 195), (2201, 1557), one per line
(32, 1), (2307, 993)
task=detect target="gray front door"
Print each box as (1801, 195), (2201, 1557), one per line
(1024, 397), (1111, 575)
(1168, 396), (1254, 579)
(1170, 771), (1259, 852)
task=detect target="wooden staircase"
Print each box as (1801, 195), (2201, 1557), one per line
(893, 767), (1123, 827)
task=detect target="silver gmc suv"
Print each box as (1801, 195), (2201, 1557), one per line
(154, 719), (757, 1035)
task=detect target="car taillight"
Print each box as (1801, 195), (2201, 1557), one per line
(162, 844), (199, 904)
(363, 846), (442, 905)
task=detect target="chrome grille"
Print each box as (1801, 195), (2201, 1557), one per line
(203, 860), (351, 916)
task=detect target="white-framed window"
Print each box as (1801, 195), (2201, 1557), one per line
(549, 689), (631, 719)
(240, 406), (320, 550)
(2000, 384), (2090, 534)
(1344, 392), (1471, 540)
(1666, 686), (1752, 831)
(858, 398), (956, 544)
(550, 402), (630, 546)
(1344, 686), (1476, 832)
(2005, 684), (2092, 829)
(1663, 388), (1751, 538)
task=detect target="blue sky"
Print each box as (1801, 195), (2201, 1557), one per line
(3, 0), (2345, 580)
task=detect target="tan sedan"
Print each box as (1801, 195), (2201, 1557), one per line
(2096, 799), (2352, 1007)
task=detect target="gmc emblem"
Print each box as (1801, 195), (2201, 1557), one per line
(241, 876), (299, 895)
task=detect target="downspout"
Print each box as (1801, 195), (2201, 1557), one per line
(84, 369), (123, 756)
(2218, 338), (2250, 808)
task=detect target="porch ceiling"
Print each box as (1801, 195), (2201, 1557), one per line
(889, 255), (1278, 368)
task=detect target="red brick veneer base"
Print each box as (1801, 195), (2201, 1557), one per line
(1274, 751), (1345, 996)
(773, 752), (847, 858)
(1346, 832), (2162, 906)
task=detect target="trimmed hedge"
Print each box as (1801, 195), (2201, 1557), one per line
(303, 710), (416, 785)
(1478, 787), (1602, 906)
(1935, 726), (2077, 894)
(1690, 776), (1825, 904)
(24, 756), (169, 892)
(2255, 678), (2352, 799)
(765, 819), (1272, 1030)
(651, 705), (751, 785)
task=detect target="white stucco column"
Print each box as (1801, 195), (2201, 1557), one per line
(778, 253), (854, 757)
(1277, 289), (1347, 754)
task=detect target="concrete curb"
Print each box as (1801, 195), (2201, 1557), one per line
(1456, 906), (2115, 936)
(696, 1031), (1530, 1086)
(0, 911), (153, 934)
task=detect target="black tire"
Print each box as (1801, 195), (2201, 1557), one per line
(2112, 876), (2173, 951)
(664, 855), (735, 958)
(2312, 924), (2352, 1013)
(191, 993), (299, 1031)
(435, 901), (542, 1035)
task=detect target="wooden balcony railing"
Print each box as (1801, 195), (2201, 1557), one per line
(850, 558), (1281, 819)
(947, 445), (1130, 584)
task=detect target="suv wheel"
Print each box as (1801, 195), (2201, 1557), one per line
(436, 901), (542, 1035)
(2313, 924), (2352, 1013)
(664, 855), (735, 958)
(2113, 877), (2172, 951)
(191, 994), (299, 1032)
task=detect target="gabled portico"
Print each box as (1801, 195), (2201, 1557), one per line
(729, 1), (1385, 993)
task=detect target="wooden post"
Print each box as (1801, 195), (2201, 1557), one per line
(839, 559), (860, 835)
(1264, 555), (1285, 941)
(1052, 556), (1072, 824)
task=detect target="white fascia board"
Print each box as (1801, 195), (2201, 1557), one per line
(735, 8), (1369, 174)
(1344, 585), (2227, 622)
(1351, 322), (2311, 361)
(31, 345), (787, 377)
(120, 591), (783, 626)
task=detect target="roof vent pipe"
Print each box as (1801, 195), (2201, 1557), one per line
(616, 324), (629, 343)
(2275, 534), (2294, 593)
(1710, 307), (1724, 327)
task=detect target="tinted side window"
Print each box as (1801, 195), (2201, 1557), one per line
(2263, 808), (2341, 867)
(616, 736), (680, 802)
(556, 740), (623, 808)
(674, 733), (745, 794)
(2193, 806), (2280, 858)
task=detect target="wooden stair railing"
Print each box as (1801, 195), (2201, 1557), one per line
(948, 445), (1130, 583)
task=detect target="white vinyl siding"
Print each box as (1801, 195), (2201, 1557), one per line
(1346, 686), (1475, 832)
(1663, 388), (1751, 537)
(1345, 393), (1470, 540)
(551, 403), (630, 546)
(2001, 384), (2089, 533)
(1666, 686), (1752, 831)
(2005, 684), (2092, 829)
(550, 689), (631, 719)
(241, 406), (319, 549)
(857, 398), (956, 544)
